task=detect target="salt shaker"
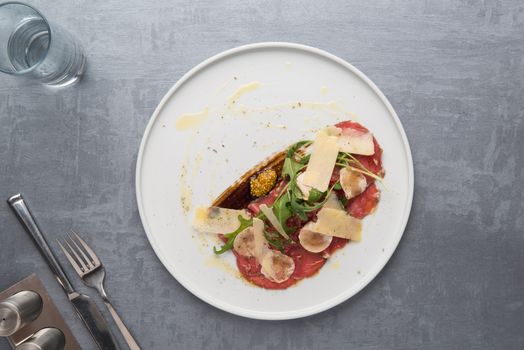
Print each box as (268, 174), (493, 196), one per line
(0, 291), (43, 336)
(15, 328), (65, 350)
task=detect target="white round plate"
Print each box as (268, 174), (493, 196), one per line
(136, 42), (414, 320)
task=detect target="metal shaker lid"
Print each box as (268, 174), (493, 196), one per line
(0, 302), (21, 336)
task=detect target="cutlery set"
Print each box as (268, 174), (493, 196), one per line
(5, 194), (140, 350)
(58, 233), (140, 350)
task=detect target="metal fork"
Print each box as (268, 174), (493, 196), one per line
(58, 231), (141, 350)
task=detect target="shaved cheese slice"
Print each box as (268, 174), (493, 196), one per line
(259, 204), (290, 240)
(339, 167), (367, 199)
(311, 207), (361, 240)
(299, 222), (333, 253)
(350, 227), (362, 242)
(192, 207), (250, 234)
(302, 128), (340, 192)
(323, 192), (343, 210)
(338, 129), (374, 155)
(252, 217), (269, 258)
(324, 126), (342, 137)
(260, 251), (295, 283)
(295, 172), (312, 199)
(233, 227), (256, 257)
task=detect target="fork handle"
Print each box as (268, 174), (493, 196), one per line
(103, 301), (141, 350)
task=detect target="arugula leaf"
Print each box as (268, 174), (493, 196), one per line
(291, 197), (326, 215)
(333, 182), (342, 190)
(290, 201), (308, 221)
(264, 230), (289, 252)
(286, 140), (312, 158)
(307, 188), (324, 203)
(288, 190), (308, 220)
(339, 152), (384, 182)
(272, 192), (297, 234)
(289, 181), (340, 217)
(213, 216), (253, 255)
(282, 157), (304, 180)
(337, 152), (349, 163)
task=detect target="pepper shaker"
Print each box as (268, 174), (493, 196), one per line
(15, 328), (65, 350)
(0, 291), (43, 336)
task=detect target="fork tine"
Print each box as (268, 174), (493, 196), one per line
(57, 240), (85, 276)
(67, 232), (93, 269)
(63, 238), (89, 272)
(71, 230), (100, 266)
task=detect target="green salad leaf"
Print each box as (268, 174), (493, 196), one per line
(307, 188), (324, 203)
(282, 157), (304, 180)
(272, 191), (296, 233)
(285, 140), (312, 158)
(264, 230), (289, 252)
(336, 152), (384, 183)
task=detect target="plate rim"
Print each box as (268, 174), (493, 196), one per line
(135, 42), (414, 320)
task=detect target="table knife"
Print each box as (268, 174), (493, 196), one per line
(7, 194), (120, 350)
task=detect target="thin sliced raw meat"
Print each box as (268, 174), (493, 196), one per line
(234, 244), (326, 289)
(325, 237), (349, 255)
(346, 183), (380, 219)
(285, 245), (325, 279)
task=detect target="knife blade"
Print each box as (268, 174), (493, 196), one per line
(68, 292), (119, 349)
(7, 193), (120, 350)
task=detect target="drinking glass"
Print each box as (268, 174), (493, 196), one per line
(0, 2), (86, 87)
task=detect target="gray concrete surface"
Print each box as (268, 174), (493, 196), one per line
(1, 1), (523, 349)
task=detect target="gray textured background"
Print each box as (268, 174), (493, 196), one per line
(1, 1), (523, 349)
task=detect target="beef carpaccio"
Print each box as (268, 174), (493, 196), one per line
(193, 121), (384, 289)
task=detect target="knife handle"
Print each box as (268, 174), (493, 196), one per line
(7, 193), (75, 294)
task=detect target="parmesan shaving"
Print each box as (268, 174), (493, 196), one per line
(338, 129), (374, 155)
(311, 207), (361, 240)
(252, 217), (269, 259)
(339, 167), (367, 199)
(302, 128), (340, 192)
(323, 192), (343, 210)
(299, 222), (333, 253)
(295, 172), (312, 199)
(193, 207), (250, 234)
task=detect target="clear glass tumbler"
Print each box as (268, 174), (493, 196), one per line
(0, 2), (86, 87)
